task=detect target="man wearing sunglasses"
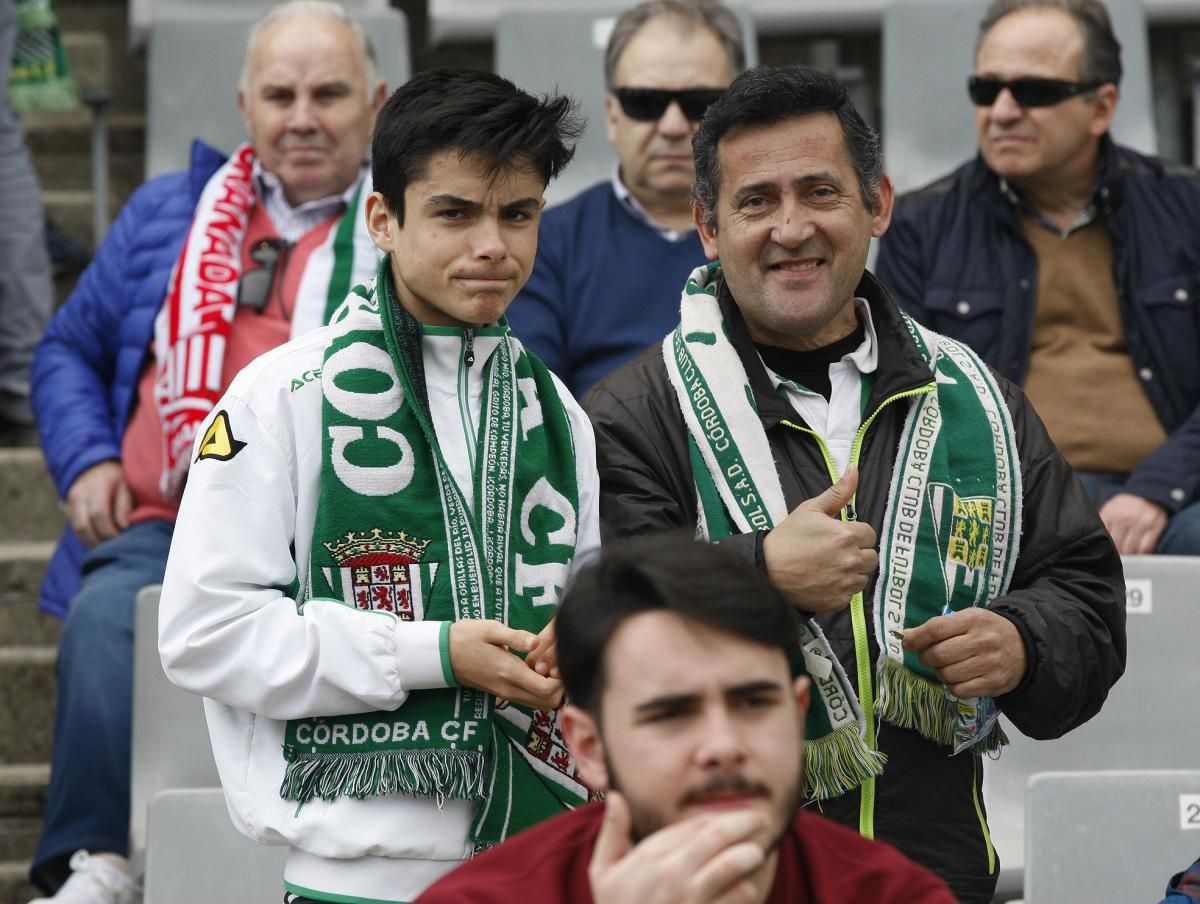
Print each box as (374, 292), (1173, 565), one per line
(877, 0), (1200, 557)
(25, 3), (385, 902)
(507, 0), (742, 397)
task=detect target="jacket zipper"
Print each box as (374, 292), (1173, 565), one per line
(458, 329), (477, 475)
(780, 380), (934, 839)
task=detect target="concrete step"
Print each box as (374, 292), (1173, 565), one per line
(0, 649), (55, 765)
(0, 451), (63, 545)
(0, 860), (39, 904)
(0, 547), (57, 646)
(26, 111), (146, 202)
(0, 766), (48, 867)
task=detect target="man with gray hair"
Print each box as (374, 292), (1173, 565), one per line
(27, 3), (384, 900)
(877, 0), (1200, 556)
(508, 0), (742, 396)
(585, 63), (1125, 903)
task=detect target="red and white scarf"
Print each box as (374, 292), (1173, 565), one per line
(152, 143), (376, 497)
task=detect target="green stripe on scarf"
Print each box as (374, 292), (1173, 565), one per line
(283, 255), (589, 849)
(665, 262), (1021, 801)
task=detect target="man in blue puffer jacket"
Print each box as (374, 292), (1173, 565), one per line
(27, 3), (385, 900)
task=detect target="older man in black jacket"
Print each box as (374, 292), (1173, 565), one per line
(876, 0), (1200, 556)
(584, 64), (1125, 904)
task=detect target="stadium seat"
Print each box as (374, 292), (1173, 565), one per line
(130, 0), (391, 46)
(881, 0), (1156, 194)
(145, 7), (410, 179)
(130, 585), (220, 872)
(143, 788), (288, 904)
(494, 3), (758, 207)
(1024, 770), (1200, 904)
(983, 556), (1200, 901)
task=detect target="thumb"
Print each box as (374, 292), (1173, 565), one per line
(483, 620), (538, 653)
(591, 792), (633, 871)
(798, 465), (858, 517)
(114, 479), (133, 531)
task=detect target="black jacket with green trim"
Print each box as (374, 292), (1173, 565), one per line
(582, 269), (1126, 904)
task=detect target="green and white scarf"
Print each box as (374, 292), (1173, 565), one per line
(665, 263), (1020, 800)
(282, 256), (590, 850)
(7, 0), (78, 113)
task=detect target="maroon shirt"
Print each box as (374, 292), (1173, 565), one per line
(417, 802), (958, 903)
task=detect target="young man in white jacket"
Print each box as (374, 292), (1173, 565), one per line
(158, 68), (596, 904)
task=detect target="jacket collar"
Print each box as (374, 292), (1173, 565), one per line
(716, 269), (936, 430)
(969, 133), (1125, 222)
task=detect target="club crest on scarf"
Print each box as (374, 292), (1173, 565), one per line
(321, 528), (439, 620)
(927, 485), (996, 607)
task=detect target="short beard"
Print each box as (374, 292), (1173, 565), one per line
(604, 753), (804, 851)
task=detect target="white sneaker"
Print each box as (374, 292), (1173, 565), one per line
(27, 851), (141, 904)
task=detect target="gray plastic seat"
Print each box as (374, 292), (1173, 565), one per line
(145, 8), (410, 179)
(881, 0), (1156, 194)
(495, 4), (757, 207)
(1024, 770), (1200, 904)
(983, 556), (1200, 900)
(143, 788), (288, 904)
(130, 585), (219, 870)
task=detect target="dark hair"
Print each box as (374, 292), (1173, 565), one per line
(556, 533), (800, 714)
(604, 0), (745, 89)
(691, 65), (883, 229)
(370, 69), (583, 223)
(977, 0), (1122, 87)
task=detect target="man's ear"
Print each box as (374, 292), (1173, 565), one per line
(603, 92), (620, 146)
(237, 88), (253, 140)
(370, 78), (388, 116)
(1089, 83), (1119, 138)
(793, 675), (811, 718)
(694, 202), (719, 261)
(870, 174), (895, 239)
(561, 704), (609, 790)
(364, 191), (396, 247)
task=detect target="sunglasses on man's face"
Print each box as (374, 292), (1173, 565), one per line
(967, 75), (1107, 108)
(612, 87), (726, 122)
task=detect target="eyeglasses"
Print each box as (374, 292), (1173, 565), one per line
(612, 87), (726, 122)
(967, 75), (1107, 108)
(237, 238), (291, 315)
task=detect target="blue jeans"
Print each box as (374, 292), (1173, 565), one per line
(30, 519), (174, 893)
(1075, 472), (1200, 555)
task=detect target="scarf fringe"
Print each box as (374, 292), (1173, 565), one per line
(803, 721), (888, 801)
(875, 657), (1010, 753)
(280, 748), (486, 805)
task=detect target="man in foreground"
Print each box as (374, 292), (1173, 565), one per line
(584, 64), (1125, 902)
(160, 69), (598, 903)
(28, 3), (384, 899)
(876, 0), (1200, 554)
(508, 0), (741, 395)
(418, 534), (957, 903)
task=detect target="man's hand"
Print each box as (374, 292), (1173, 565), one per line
(761, 466), (878, 613)
(1098, 493), (1168, 555)
(65, 460), (132, 548)
(589, 792), (768, 904)
(901, 608), (1027, 698)
(448, 619), (563, 711)
(525, 618), (558, 678)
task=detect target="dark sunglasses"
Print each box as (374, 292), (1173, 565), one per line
(237, 238), (291, 314)
(968, 75), (1107, 108)
(612, 87), (725, 122)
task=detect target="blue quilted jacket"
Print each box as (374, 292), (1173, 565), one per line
(31, 141), (226, 618)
